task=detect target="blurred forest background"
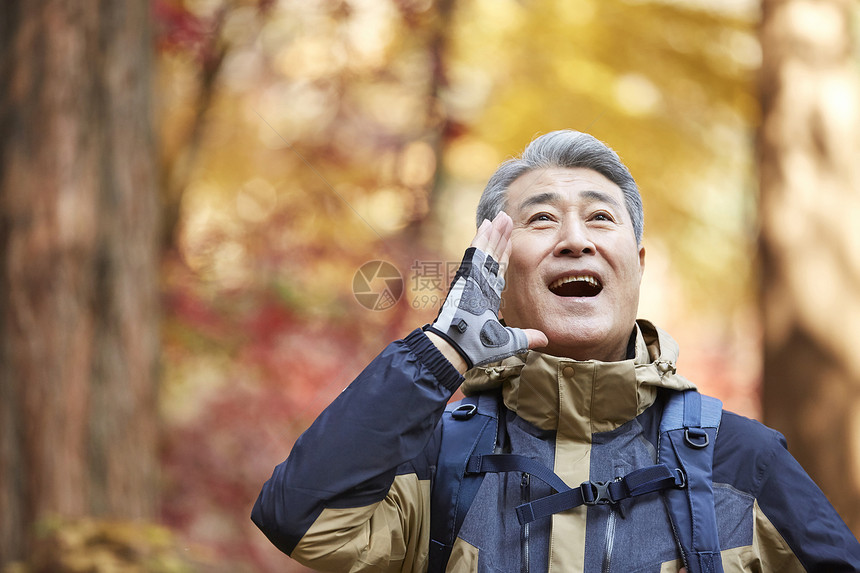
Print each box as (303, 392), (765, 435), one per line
(1, 0), (859, 571)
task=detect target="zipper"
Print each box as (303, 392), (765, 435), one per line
(521, 473), (530, 573)
(601, 506), (617, 573)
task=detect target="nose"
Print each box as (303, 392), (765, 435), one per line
(553, 217), (595, 257)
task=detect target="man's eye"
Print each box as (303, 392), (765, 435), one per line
(591, 212), (614, 222)
(529, 213), (554, 223)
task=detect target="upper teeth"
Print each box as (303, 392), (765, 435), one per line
(549, 275), (600, 290)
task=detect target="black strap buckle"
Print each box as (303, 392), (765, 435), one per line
(580, 480), (615, 505)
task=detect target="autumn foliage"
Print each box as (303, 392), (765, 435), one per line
(151, 0), (764, 570)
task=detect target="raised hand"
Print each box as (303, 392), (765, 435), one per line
(425, 212), (547, 370)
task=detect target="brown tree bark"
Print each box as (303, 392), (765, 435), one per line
(758, 0), (860, 534)
(0, 0), (160, 563)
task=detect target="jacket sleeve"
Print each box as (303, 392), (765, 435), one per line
(716, 412), (860, 572)
(754, 430), (860, 572)
(251, 328), (463, 572)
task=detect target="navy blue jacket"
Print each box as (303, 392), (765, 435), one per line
(252, 323), (860, 572)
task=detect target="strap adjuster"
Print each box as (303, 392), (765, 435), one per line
(451, 403), (478, 420)
(684, 427), (709, 448)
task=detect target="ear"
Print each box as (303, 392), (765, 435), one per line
(638, 244), (646, 277)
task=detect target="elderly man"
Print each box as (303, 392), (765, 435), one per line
(252, 131), (860, 572)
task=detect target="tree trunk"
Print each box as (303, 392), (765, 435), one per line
(0, 0), (160, 563)
(758, 0), (860, 534)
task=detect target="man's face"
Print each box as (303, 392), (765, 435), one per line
(500, 167), (645, 362)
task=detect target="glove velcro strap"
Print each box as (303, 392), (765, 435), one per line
(424, 324), (475, 370)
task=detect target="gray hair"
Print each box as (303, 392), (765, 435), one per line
(475, 130), (644, 243)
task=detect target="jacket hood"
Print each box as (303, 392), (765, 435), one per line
(462, 319), (696, 438)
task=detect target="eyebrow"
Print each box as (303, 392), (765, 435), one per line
(517, 191), (563, 212)
(516, 189), (623, 212)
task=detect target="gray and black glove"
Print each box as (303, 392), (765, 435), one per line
(424, 247), (528, 369)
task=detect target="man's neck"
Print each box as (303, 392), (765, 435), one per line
(539, 327), (639, 363)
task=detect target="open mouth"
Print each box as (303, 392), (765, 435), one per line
(549, 275), (603, 297)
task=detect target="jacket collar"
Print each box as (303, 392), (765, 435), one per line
(462, 320), (697, 440)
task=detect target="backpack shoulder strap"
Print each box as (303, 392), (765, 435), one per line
(428, 390), (501, 573)
(659, 389), (724, 573)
